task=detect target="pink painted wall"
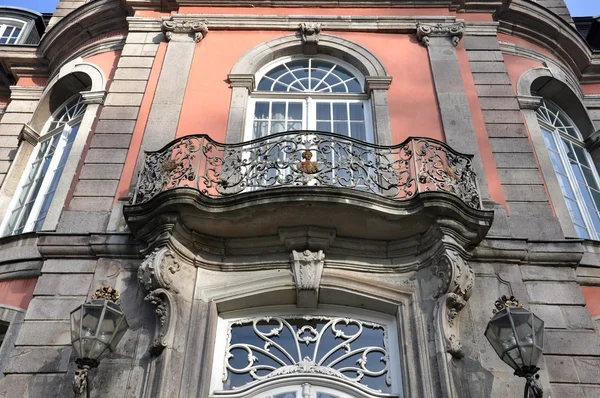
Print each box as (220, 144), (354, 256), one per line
(177, 30), (444, 144)
(503, 54), (545, 94)
(0, 278), (36, 309)
(581, 286), (600, 318)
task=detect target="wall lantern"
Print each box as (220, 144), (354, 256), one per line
(484, 295), (545, 398)
(70, 287), (129, 397)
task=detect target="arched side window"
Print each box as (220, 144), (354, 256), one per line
(537, 99), (600, 239)
(211, 308), (403, 398)
(245, 57), (373, 143)
(1, 94), (87, 236)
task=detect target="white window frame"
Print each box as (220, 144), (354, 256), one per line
(0, 18), (25, 45)
(245, 56), (373, 143)
(0, 94), (86, 236)
(537, 99), (600, 240)
(210, 305), (403, 398)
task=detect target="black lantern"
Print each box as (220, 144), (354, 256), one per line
(485, 295), (545, 398)
(70, 287), (129, 397)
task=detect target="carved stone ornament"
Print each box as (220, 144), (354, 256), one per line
(138, 247), (181, 355)
(138, 247), (181, 293)
(416, 22), (465, 47)
(291, 249), (325, 308)
(299, 22), (322, 45)
(162, 19), (209, 43)
(432, 247), (474, 359)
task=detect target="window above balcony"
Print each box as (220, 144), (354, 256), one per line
(246, 57), (373, 144)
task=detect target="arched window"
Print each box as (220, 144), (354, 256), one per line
(211, 308), (402, 398)
(245, 57), (373, 143)
(537, 99), (600, 239)
(1, 94), (86, 236)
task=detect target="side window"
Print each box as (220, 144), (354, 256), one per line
(1, 94), (87, 236)
(246, 57), (373, 143)
(536, 100), (600, 239)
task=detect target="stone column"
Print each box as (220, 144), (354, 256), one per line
(417, 22), (490, 201)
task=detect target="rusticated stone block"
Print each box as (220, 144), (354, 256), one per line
(544, 330), (600, 355)
(25, 297), (86, 320)
(15, 321), (71, 345)
(41, 259), (97, 274)
(4, 346), (71, 373)
(526, 282), (586, 305)
(33, 274), (93, 296)
(520, 265), (575, 281)
(545, 355), (579, 383)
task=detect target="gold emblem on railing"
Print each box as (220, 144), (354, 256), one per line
(297, 150), (318, 174)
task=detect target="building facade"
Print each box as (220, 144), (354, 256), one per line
(0, 0), (599, 397)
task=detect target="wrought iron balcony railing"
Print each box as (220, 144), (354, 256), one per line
(131, 131), (481, 209)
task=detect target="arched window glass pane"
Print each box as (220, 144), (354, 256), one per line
(2, 95), (86, 236)
(536, 100), (600, 239)
(222, 315), (391, 394)
(256, 59), (363, 94)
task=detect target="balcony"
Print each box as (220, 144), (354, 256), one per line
(124, 132), (492, 254)
(131, 131), (481, 208)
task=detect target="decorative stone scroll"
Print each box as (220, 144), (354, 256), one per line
(162, 19), (209, 43)
(138, 247), (181, 355)
(432, 247), (474, 359)
(416, 22), (465, 47)
(291, 250), (325, 308)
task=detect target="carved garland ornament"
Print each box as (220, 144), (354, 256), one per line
(138, 247), (181, 355)
(162, 19), (209, 43)
(416, 22), (465, 47)
(433, 247), (474, 358)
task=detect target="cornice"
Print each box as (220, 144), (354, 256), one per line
(495, 0), (600, 82)
(472, 237), (584, 266)
(40, 0), (129, 71)
(128, 14), (458, 33)
(0, 46), (47, 81)
(9, 85), (45, 101)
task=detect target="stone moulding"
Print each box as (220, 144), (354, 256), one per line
(162, 18), (208, 42)
(416, 21), (465, 47)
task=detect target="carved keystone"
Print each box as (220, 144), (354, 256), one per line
(291, 250), (325, 308)
(299, 22), (322, 55)
(162, 19), (208, 43)
(416, 22), (465, 47)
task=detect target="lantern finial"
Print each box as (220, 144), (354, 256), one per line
(91, 286), (120, 304)
(493, 295), (523, 314)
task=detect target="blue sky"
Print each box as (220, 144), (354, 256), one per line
(1, 0), (599, 16)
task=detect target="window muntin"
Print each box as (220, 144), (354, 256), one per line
(0, 20), (25, 45)
(246, 57), (372, 143)
(253, 385), (354, 398)
(256, 59), (362, 94)
(536, 100), (600, 239)
(1, 95), (86, 236)
(212, 308), (402, 397)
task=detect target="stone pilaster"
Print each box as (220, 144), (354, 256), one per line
(416, 21), (490, 201)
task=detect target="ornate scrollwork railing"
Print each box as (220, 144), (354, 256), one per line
(131, 131), (481, 209)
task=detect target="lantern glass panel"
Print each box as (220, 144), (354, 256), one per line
(70, 307), (82, 358)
